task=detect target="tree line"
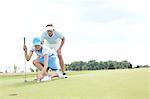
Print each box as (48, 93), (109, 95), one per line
(1, 60), (149, 73)
(65, 60), (133, 71)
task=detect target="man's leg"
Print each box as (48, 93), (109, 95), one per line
(48, 44), (67, 77)
(57, 53), (68, 78)
(57, 53), (65, 73)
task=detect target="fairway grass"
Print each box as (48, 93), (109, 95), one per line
(0, 69), (149, 99)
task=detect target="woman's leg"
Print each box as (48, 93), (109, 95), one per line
(33, 60), (48, 76)
(33, 60), (43, 71)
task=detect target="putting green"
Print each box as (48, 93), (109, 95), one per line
(0, 68), (149, 99)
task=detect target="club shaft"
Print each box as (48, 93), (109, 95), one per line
(24, 58), (26, 81)
(24, 37), (27, 82)
(24, 37), (25, 45)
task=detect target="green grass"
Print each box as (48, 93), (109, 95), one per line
(0, 69), (149, 99)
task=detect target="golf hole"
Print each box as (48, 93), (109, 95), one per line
(9, 94), (18, 96)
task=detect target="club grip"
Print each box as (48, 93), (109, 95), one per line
(24, 37), (25, 45)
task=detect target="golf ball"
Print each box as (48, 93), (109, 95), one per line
(37, 80), (40, 83)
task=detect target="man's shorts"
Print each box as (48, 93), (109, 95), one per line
(45, 41), (60, 51)
(38, 54), (60, 70)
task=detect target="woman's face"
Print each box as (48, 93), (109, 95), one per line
(35, 45), (41, 51)
(47, 30), (53, 36)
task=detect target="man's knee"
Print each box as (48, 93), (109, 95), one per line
(58, 53), (62, 58)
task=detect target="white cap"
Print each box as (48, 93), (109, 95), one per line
(46, 26), (53, 31)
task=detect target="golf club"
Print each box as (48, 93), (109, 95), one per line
(24, 37), (27, 82)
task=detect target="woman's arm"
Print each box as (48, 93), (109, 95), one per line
(23, 45), (33, 61)
(41, 54), (48, 75)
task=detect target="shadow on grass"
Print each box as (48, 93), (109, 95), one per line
(1, 71), (91, 88)
(11, 77), (65, 87)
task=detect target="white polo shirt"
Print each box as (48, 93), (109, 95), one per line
(30, 46), (56, 58)
(41, 31), (64, 50)
(41, 31), (63, 44)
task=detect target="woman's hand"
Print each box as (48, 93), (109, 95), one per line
(37, 73), (44, 81)
(23, 45), (27, 52)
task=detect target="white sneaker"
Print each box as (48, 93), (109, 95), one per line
(57, 73), (65, 79)
(41, 75), (51, 82)
(62, 73), (68, 78)
(63, 74), (68, 78)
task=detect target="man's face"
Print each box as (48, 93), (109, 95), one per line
(35, 45), (41, 51)
(47, 30), (53, 36)
(46, 26), (54, 36)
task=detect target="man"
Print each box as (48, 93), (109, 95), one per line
(23, 37), (65, 82)
(41, 24), (67, 78)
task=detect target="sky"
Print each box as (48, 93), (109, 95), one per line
(0, 0), (150, 72)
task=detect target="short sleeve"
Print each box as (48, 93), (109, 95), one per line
(41, 32), (46, 41)
(42, 47), (49, 56)
(55, 31), (64, 39)
(30, 46), (35, 52)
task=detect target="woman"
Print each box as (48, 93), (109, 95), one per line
(23, 37), (64, 82)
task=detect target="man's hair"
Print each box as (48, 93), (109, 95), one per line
(46, 24), (53, 27)
(46, 24), (55, 31)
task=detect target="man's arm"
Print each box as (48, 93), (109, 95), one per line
(59, 37), (65, 50)
(41, 33), (45, 45)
